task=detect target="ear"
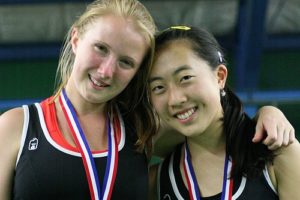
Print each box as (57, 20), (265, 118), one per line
(216, 64), (228, 89)
(71, 28), (79, 54)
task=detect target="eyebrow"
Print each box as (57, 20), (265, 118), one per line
(149, 65), (191, 83)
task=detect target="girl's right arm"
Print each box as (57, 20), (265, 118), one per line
(0, 108), (24, 200)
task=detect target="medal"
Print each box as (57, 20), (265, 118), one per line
(183, 142), (233, 200)
(59, 89), (119, 200)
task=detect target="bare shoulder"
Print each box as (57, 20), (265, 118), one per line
(273, 139), (300, 173)
(0, 107), (25, 199)
(275, 139), (300, 161)
(0, 107), (25, 151)
(272, 139), (300, 199)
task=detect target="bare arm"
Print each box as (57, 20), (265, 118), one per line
(0, 108), (24, 200)
(272, 139), (300, 199)
(253, 106), (295, 150)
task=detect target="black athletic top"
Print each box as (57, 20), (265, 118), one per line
(13, 102), (148, 200)
(158, 144), (278, 200)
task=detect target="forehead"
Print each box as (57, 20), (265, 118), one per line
(84, 14), (145, 42)
(150, 39), (213, 81)
(152, 40), (195, 71)
(83, 14), (148, 58)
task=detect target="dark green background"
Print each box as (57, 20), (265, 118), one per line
(0, 51), (299, 138)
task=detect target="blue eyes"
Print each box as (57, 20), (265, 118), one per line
(95, 44), (108, 54)
(119, 59), (134, 69)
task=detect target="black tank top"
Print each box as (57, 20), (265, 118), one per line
(13, 103), (148, 200)
(158, 144), (278, 200)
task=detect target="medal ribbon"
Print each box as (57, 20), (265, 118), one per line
(183, 142), (233, 200)
(59, 89), (118, 200)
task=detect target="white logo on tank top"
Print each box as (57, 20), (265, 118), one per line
(29, 138), (38, 150)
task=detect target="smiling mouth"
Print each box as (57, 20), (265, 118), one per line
(89, 74), (109, 87)
(175, 107), (196, 120)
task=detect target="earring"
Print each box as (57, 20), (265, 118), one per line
(220, 89), (226, 97)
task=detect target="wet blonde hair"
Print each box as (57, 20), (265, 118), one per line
(55, 0), (156, 95)
(54, 0), (158, 156)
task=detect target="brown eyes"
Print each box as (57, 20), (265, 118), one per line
(180, 75), (193, 82)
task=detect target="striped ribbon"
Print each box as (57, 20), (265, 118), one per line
(183, 142), (233, 200)
(59, 89), (118, 200)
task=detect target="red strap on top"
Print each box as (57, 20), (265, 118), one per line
(40, 97), (121, 153)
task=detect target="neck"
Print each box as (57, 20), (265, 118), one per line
(64, 84), (106, 116)
(186, 120), (226, 157)
(55, 86), (110, 151)
(181, 124), (228, 198)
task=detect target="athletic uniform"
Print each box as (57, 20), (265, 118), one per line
(13, 98), (148, 200)
(158, 144), (278, 200)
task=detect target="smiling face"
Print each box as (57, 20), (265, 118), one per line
(67, 14), (148, 106)
(150, 40), (227, 137)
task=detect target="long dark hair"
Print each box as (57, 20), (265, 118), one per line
(155, 26), (274, 178)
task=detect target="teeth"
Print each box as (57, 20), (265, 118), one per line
(90, 76), (104, 87)
(176, 108), (195, 120)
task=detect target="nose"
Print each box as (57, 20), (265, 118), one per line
(97, 55), (116, 78)
(167, 85), (187, 107)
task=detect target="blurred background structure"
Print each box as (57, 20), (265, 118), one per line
(0, 0), (299, 137)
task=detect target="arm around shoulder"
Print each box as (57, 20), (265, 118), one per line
(273, 138), (300, 199)
(0, 107), (25, 200)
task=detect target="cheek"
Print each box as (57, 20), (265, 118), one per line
(151, 96), (165, 114)
(117, 70), (138, 86)
(194, 79), (220, 99)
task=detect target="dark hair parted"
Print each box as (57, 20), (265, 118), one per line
(155, 26), (274, 178)
(155, 26), (226, 68)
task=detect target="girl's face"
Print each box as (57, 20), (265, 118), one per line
(68, 14), (148, 105)
(149, 40), (227, 137)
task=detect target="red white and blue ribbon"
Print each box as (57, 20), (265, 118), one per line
(59, 89), (118, 200)
(183, 142), (233, 200)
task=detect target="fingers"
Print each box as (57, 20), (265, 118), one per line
(282, 127), (295, 146)
(254, 106), (295, 150)
(254, 116), (277, 144)
(264, 125), (295, 150)
(264, 125), (283, 150)
(252, 126), (265, 143)
(289, 128), (296, 144)
(253, 116), (274, 143)
(282, 128), (290, 146)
